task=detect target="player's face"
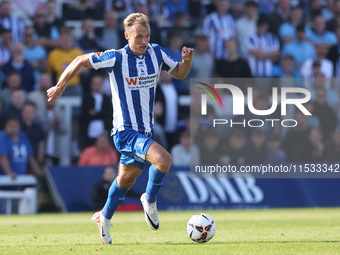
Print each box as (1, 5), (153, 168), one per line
(126, 23), (151, 56)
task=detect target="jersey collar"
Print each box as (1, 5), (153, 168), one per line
(124, 44), (150, 59)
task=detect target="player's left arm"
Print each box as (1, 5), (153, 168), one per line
(170, 47), (194, 80)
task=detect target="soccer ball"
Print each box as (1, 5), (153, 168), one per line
(186, 213), (216, 243)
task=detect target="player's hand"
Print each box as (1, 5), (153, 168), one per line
(182, 47), (194, 62)
(47, 86), (65, 102)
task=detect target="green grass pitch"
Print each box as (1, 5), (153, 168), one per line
(0, 208), (339, 255)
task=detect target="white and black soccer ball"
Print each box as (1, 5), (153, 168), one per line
(186, 213), (216, 243)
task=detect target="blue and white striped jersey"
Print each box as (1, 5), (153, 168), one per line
(203, 12), (235, 60)
(89, 44), (178, 135)
(0, 15), (24, 43)
(246, 32), (280, 77)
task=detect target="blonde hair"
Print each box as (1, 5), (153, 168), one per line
(124, 13), (150, 32)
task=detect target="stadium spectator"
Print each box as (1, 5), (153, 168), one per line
(324, 127), (340, 162)
(0, 117), (42, 178)
(79, 74), (112, 148)
(23, 26), (47, 70)
(223, 130), (247, 165)
(166, 31), (183, 62)
(271, 54), (301, 78)
(281, 24), (316, 71)
(103, 0), (134, 19)
(279, 5), (304, 44)
(27, 72), (52, 128)
(0, 71), (21, 109)
(2, 43), (35, 93)
(188, 0), (204, 27)
(0, 1), (24, 43)
(191, 34), (214, 78)
(45, 0), (64, 32)
(203, 0), (235, 60)
(0, 100), (2, 129)
(148, 0), (164, 21)
(78, 132), (119, 166)
(322, 0), (335, 22)
(310, 73), (339, 109)
(306, 13), (337, 46)
(10, 0), (45, 24)
(172, 10), (193, 44)
(257, 0), (276, 14)
(235, 0), (258, 60)
(171, 130), (198, 166)
(1, 89), (26, 122)
(163, 0), (190, 23)
(200, 128), (223, 165)
(311, 87), (337, 140)
(267, 0), (292, 36)
(32, 7), (60, 50)
(91, 165), (142, 211)
(166, 31), (188, 93)
(47, 28), (84, 96)
(229, 0), (246, 19)
(136, 4), (162, 45)
(326, 0), (340, 31)
(64, 0), (96, 20)
(45, 100), (65, 166)
(78, 18), (105, 54)
(96, 11), (123, 50)
(156, 71), (180, 149)
(153, 101), (168, 150)
(20, 101), (46, 164)
(327, 25), (340, 77)
(301, 43), (332, 80)
(266, 133), (286, 164)
(283, 111), (311, 162)
(247, 15), (280, 77)
(215, 38), (252, 78)
(23, 26), (47, 87)
(245, 129), (267, 164)
(0, 30), (12, 67)
(299, 128), (325, 162)
(309, 0), (324, 20)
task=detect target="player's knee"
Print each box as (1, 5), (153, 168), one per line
(156, 152), (172, 173)
(118, 175), (136, 189)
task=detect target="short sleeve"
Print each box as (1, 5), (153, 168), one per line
(89, 50), (116, 73)
(159, 47), (178, 73)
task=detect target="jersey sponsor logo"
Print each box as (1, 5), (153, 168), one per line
(125, 77), (138, 85)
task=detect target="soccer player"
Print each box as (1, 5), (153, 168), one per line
(46, 13), (194, 244)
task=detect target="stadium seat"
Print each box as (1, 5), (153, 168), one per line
(0, 175), (38, 215)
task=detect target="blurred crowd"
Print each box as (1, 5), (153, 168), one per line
(0, 0), (340, 178)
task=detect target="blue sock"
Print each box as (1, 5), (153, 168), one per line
(145, 165), (166, 203)
(102, 178), (128, 220)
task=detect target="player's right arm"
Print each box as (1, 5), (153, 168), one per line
(47, 54), (93, 102)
